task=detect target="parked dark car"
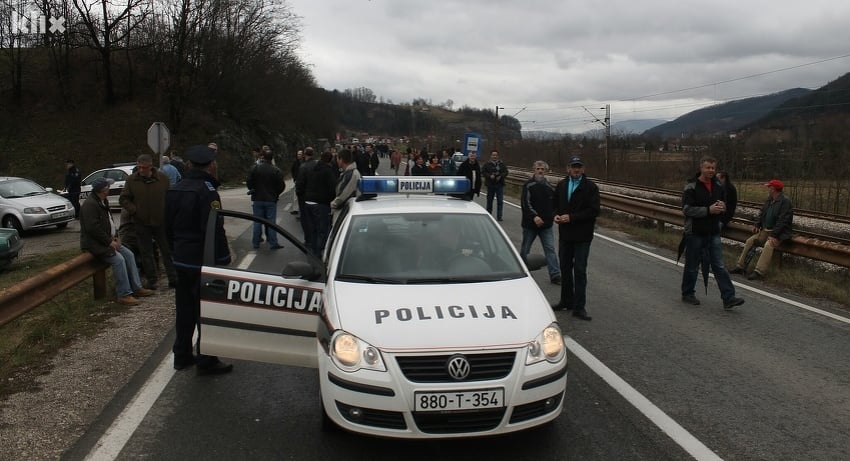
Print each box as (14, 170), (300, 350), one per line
(0, 226), (24, 270)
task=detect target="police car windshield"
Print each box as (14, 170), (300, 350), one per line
(336, 213), (526, 283)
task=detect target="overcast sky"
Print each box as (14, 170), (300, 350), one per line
(287, 0), (850, 133)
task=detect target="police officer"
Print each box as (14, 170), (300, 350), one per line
(65, 159), (82, 218)
(165, 145), (233, 375)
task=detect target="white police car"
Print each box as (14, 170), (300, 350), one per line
(74, 164), (135, 209)
(199, 176), (567, 438)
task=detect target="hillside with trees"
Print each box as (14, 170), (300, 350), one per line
(0, 0), (333, 187)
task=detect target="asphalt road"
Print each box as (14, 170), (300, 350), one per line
(56, 165), (850, 461)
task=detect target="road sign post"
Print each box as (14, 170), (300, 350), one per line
(147, 122), (171, 155)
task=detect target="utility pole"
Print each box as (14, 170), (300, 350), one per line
(604, 104), (611, 179)
(494, 106), (504, 152)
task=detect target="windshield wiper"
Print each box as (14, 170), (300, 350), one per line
(336, 274), (406, 284)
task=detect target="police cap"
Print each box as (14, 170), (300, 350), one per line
(185, 145), (217, 166)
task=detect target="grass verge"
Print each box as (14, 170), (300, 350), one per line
(0, 249), (129, 399)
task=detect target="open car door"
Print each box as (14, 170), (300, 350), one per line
(199, 209), (325, 368)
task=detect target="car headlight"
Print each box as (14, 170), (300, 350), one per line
(526, 323), (566, 365)
(331, 331), (386, 372)
(23, 207), (47, 215)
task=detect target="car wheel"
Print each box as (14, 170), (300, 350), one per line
(2, 215), (23, 232)
(56, 222), (69, 229)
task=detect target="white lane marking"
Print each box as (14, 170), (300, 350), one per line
(594, 233), (850, 325)
(238, 253), (256, 270)
(84, 356), (176, 461)
(564, 337), (723, 461)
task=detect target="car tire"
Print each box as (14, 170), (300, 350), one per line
(2, 215), (22, 232)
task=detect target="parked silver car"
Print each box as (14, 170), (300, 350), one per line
(0, 177), (75, 232)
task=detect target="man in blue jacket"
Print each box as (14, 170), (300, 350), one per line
(550, 157), (598, 320)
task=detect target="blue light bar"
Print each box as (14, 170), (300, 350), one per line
(358, 176), (470, 195)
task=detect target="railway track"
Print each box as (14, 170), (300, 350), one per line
(508, 166), (850, 247)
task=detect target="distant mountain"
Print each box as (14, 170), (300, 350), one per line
(644, 88), (812, 139)
(611, 119), (667, 134)
(749, 72), (850, 128)
(522, 130), (568, 140)
(578, 119), (667, 139)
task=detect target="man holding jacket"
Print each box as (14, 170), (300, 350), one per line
(550, 157), (599, 321)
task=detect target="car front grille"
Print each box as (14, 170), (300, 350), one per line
(396, 352), (516, 383)
(47, 205), (67, 212)
(413, 408), (506, 433)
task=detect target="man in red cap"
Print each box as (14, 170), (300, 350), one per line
(730, 179), (793, 280)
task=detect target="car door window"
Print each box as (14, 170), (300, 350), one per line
(107, 170), (128, 181)
(209, 210), (322, 279)
(83, 171), (106, 186)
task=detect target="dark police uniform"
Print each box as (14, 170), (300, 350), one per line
(164, 145), (232, 374)
(65, 160), (82, 218)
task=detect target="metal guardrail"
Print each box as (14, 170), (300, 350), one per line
(506, 172), (850, 269)
(0, 252), (108, 327)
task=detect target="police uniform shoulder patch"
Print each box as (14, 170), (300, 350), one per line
(205, 181), (216, 191)
(211, 200), (222, 210)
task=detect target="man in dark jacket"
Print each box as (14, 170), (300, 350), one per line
(716, 170), (737, 228)
(520, 160), (560, 284)
(247, 150), (285, 249)
(302, 151), (338, 257)
(80, 178), (154, 306)
(367, 144), (380, 176)
(482, 150), (509, 221)
(355, 145), (371, 177)
(680, 156), (744, 309)
(64, 159), (82, 218)
(119, 154), (176, 290)
(550, 156), (599, 320)
(457, 151), (482, 200)
(295, 147), (317, 247)
(730, 179), (793, 280)
(165, 145), (232, 375)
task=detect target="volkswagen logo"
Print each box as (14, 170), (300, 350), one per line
(446, 355), (471, 380)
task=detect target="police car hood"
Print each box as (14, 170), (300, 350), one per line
(330, 278), (554, 350)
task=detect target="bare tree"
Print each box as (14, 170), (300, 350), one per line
(0, 0), (41, 104)
(71, 0), (151, 103)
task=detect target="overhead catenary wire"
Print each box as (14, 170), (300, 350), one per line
(519, 53), (850, 133)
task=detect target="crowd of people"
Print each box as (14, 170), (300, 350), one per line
(73, 140), (793, 375)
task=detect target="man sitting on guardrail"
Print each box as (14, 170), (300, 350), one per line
(80, 178), (154, 306)
(729, 179), (793, 280)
